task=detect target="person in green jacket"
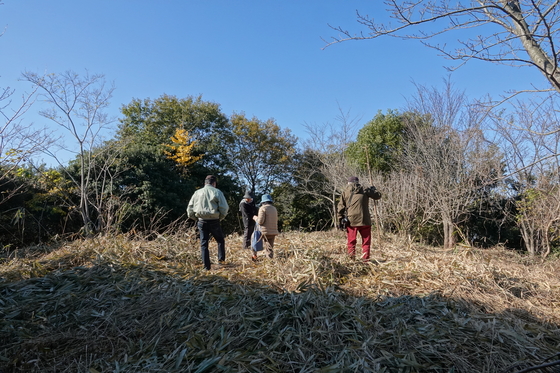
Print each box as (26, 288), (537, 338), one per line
(187, 175), (229, 270)
(337, 176), (381, 262)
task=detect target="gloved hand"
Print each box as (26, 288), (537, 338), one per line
(366, 186), (382, 200)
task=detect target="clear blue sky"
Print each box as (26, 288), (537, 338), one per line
(0, 1), (546, 163)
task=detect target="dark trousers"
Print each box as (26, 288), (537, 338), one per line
(263, 234), (275, 258)
(197, 219), (225, 270)
(243, 223), (255, 249)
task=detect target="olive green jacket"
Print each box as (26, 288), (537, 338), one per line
(337, 183), (381, 227)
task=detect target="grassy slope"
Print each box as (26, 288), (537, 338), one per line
(0, 230), (559, 372)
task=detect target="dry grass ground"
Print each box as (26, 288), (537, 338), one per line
(0, 229), (559, 372)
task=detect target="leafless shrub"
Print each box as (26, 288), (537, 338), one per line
(492, 96), (560, 256)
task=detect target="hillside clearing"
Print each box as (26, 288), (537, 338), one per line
(1, 230), (559, 372)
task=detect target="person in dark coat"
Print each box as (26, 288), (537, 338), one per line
(239, 190), (258, 250)
(337, 176), (381, 262)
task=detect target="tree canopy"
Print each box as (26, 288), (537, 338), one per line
(346, 110), (406, 174)
(119, 95), (228, 142)
(223, 113), (297, 194)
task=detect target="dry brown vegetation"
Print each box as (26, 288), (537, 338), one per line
(1, 229), (559, 372)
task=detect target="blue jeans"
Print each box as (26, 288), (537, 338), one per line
(197, 219), (225, 270)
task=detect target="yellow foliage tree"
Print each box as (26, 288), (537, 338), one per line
(164, 129), (203, 169)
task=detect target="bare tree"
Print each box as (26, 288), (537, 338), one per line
(491, 96), (560, 256)
(516, 178), (560, 257)
(88, 141), (131, 233)
(301, 106), (362, 227)
(376, 168), (431, 245)
(326, 1), (560, 94)
(0, 83), (50, 205)
(22, 70), (115, 235)
(401, 79), (504, 248)
(493, 96), (560, 176)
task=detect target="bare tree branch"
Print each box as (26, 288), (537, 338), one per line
(325, 1), (560, 93)
(0, 83), (52, 206)
(22, 70), (116, 235)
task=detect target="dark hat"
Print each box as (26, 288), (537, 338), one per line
(205, 175), (217, 184)
(348, 176), (359, 183)
(243, 190), (254, 199)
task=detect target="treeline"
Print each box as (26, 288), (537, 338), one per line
(1, 73), (559, 257)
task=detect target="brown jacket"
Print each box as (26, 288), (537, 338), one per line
(256, 203), (278, 236)
(337, 183), (381, 227)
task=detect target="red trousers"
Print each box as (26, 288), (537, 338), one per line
(346, 225), (371, 261)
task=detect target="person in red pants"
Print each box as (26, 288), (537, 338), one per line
(337, 176), (381, 261)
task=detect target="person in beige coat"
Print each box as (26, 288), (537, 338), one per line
(252, 194), (278, 260)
